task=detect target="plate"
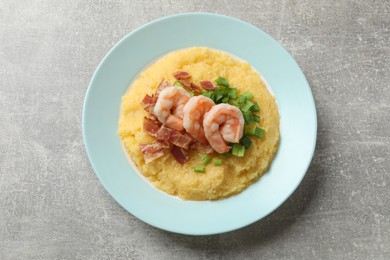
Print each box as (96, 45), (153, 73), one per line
(83, 13), (317, 235)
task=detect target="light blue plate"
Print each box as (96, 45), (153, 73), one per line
(83, 13), (317, 235)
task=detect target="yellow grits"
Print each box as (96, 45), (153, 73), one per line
(118, 47), (280, 200)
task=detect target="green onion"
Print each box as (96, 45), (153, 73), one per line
(242, 91), (254, 100)
(201, 154), (212, 165)
(222, 96), (229, 103)
(202, 91), (214, 100)
(237, 95), (246, 104)
(220, 87), (229, 96)
(213, 159), (222, 166)
(243, 110), (254, 125)
(219, 153), (230, 159)
(251, 102), (260, 112)
(228, 88), (238, 98)
(214, 88), (224, 102)
(253, 127), (265, 139)
(228, 100), (239, 107)
(240, 136), (252, 149)
(241, 101), (254, 113)
(244, 126), (255, 135)
(253, 114), (261, 122)
(173, 81), (184, 87)
(194, 166), (206, 173)
(232, 144), (245, 157)
(215, 76), (229, 88)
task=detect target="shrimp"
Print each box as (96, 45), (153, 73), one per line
(182, 96), (215, 143)
(153, 86), (192, 131)
(203, 104), (245, 154)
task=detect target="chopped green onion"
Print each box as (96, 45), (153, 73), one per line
(243, 110), (254, 125)
(228, 100), (239, 107)
(173, 81), (183, 87)
(219, 152), (230, 159)
(253, 127), (265, 139)
(222, 96), (229, 103)
(215, 76), (229, 88)
(241, 100), (254, 112)
(237, 95), (246, 104)
(220, 87), (229, 96)
(194, 166), (206, 173)
(213, 159), (222, 166)
(214, 88), (224, 102)
(251, 102), (260, 112)
(244, 127), (255, 135)
(242, 91), (254, 100)
(201, 154), (212, 165)
(253, 114), (261, 122)
(232, 144), (245, 157)
(202, 91), (214, 100)
(240, 136), (252, 149)
(228, 88), (238, 98)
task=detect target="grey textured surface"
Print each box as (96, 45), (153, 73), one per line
(1, 0), (389, 259)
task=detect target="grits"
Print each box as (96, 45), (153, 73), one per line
(118, 47), (280, 200)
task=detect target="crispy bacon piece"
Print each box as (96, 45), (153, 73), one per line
(146, 113), (158, 121)
(190, 83), (202, 93)
(156, 80), (170, 94)
(140, 94), (157, 113)
(141, 94), (153, 106)
(143, 116), (161, 136)
(171, 145), (189, 164)
(168, 131), (193, 150)
(139, 142), (169, 163)
(155, 125), (174, 141)
(178, 79), (191, 88)
(200, 80), (216, 90)
(177, 80), (201, 94)
(173, 71), (191, 80)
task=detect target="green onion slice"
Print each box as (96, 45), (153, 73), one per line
(243, 110), (254, 125)
(232, 144), (245, 157)
(241, 91), (254, 100)
(215, 76), (229, 88)
(213, 159), (222, 166)
(194, 166), (206, 173)
(201, 154), (212, 165)
(240, 136), (252, 149)
(241, 100), (254, 113)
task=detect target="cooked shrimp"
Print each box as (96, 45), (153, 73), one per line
(153, 86), (192, 131)
(203, 104), (245, 154)
(182, 96), (215, 143)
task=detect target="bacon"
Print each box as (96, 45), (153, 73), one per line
(140, 94), (157, 113)
(177, 80), (201, 94)
(155, 126), (193, 150)
(155, 125), (174, 141)
(189, 140), (199, 150)
(156, 80), (170, 94)
(168, 131), (193, 150)
(173, 71), (191, 80)
(146, 113), (158, 121)
(190, 83), (202, 93)
(178, 79), (192, 88)
(200, 80), (216, 90)
(171, 145), (189, 164)
(143, 116), (161, 136)
(139, 142), (169, 163)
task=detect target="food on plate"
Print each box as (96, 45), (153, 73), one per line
(118, 47), (280, 200)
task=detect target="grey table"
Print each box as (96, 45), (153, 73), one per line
(1, 0), (389, 259)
